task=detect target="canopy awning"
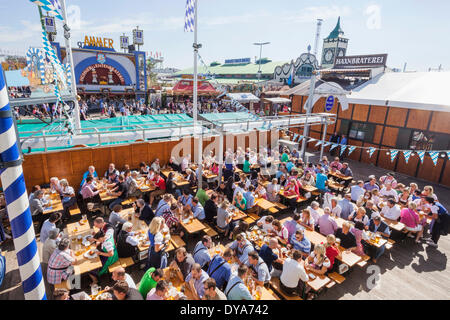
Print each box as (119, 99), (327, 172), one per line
(263, 97), (291, 104)
(226, 92), (260, 103)
(172, 79), (220, 96)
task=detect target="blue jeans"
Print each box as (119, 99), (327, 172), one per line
(109, 198), (124, 210)
(374, 245), (385, 261)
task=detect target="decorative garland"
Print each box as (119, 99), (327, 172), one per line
(286, 130), (450, 166)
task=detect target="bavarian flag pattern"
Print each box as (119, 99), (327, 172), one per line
(29, 0), (63, 20)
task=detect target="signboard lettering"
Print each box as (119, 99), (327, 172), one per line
(83, 36), (114, 49)
(334, 54), (388, 68)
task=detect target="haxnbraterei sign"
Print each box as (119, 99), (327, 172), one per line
(334, 54), (388, 68)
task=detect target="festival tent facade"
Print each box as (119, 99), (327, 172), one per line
(171, 79), (220, 96)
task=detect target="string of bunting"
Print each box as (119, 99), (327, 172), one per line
(285, 130), (450, 166)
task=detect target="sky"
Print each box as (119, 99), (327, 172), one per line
(0, 0), (449, 71)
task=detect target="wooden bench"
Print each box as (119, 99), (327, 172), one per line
(54, 280), (71, 290)
(274, 202), (287, 210)
(203, 225), (218, 238)
(243, 216), (256, 225)
(108, 260), (123, 273)
(328, 272), (346, 284)
(296, 196), (308, 203)
(171, 235), (186, 249)
(69, 206), (81, 216)
(326, 280), (336, 289)
(269, 277), (303, 300)
(386, 239), (395, 250)
(247, 213), (260, 221)
(268, 207), (279, 214)
(121, 197), (137, 207)
(108, 257), (136, 273)
(357, 255), (371, 268)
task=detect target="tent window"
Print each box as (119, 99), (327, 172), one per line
(347, 121), (375, 142)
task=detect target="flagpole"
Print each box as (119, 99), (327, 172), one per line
(193, 0), (203, 189)
(59, 0), (81, 132)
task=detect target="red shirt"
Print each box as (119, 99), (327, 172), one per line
(326, 245), (340, 270)
(152, 176), (166, 190)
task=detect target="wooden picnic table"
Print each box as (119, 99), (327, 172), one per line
(136, 177), (156, 193)
(66, 221), (91, 237)
(381, 217), (405, 232)
(254, 197), (277, 211)
(302, 185), (318, 193)
(230, 208), (248, 221)
(43, 199), (64, 215)
(69, 235), (102, 276)
(162, 267), (196, 300)
(180, 218), (207, 234)
(307, 272), (331, 292)
(328, 171), (353, 181)
(278, 190), (297, 200)
(160, 169), (174, 178)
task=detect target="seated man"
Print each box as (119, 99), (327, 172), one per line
(280, 249), (309, 298)
(138, 267), (164, 299)
(335, 221), (357, 252)
(364, 176), (380, 192)
(338, 193), (355, 220)
(149, 172), (166, 207)
(257, 215), (274, 233)
(106, 171), (119, 189)
(245, 251), (270, 287)
(169, 247), (195, 281)
(315, 169), (329, 192)
(80, 165), (98, 188)
(380, 183), (399, 202)
(367, 214), (390, 263)
(108, 175), (128, 210)
(135, 199), (155, 225)
(151, 158), (161, 173)
(318, 207), (338, 236)
(146, 280), (169, 300)
(351, 180), (365, 202)
(192, 235), (212, 269)
(243, 185), (256, 211)
(104, 163), (119, 179)
(109, 204), (126, 229)
(185, 263), (210, 300)
(195, 182), (210, 207)
(228, 233), (254, 265)
(340, 162), (353, 178)
(330, 157), (342, 171)
(109, 266), (136, 289)
(154, 194), (172, 217)
(178, 189), (193, 207)
(224, 265), (253, 300)
(380, 199), (401, 221)
(116, 222), (139, 258)
(259, 238), (283, 277)
(207, 248), (233, 291)
(283, 213), (304, 242)
(203, 278), (227, 300)
(289, 229), (311, 258)
(191, 197), (206, 220)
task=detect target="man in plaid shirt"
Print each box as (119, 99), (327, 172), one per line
(47, 238), (75, 285)
(162, 203), (180, 229)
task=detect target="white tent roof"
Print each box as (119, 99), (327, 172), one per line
(226, 92), (260, 103)
(347, 72), (450, 112)
(264, 97), (292, 104)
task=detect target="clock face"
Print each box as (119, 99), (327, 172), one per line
(325, 49), (334, 63)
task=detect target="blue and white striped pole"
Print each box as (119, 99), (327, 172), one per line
(0, 65), (47, 300)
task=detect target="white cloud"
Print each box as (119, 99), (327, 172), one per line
(284, 5), (352, 23)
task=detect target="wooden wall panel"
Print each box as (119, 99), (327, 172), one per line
(406, 109), (430, 130)
(377, 150), (395, 171)
(386, 107), (407, 127)
(22, 154), (46, 189)
(360, 143), (378, 165)
(440, 162), (450, 187)
(417, 156), (444, 183)
(429, 111), (450, 134)
(381, 126), (399, 147)
(291, 95), (303, 113)
(339, 104), (353, 120)
(92, 147), (112, 176)
(312, 97), (326, 114)
(373, 125), (384, 145)
(368, 105), (387, 124)
(352, 104), (369, 122)
(396, 152), (419, 177)
(46, 152), (72, 179)
(346, 140), (362, 161)
(130, 143), (151, 168)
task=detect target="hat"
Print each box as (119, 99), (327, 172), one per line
(368, 175), (376, 180)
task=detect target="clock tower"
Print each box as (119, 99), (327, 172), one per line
(321, 17), (349, 69)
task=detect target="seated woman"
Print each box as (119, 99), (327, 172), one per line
(167, 156), (180, 172)
(266, 178), (280, 202)
(398, 188), (410, 207)
(269, 219), (289, 245)
(116, 222), (139, 258)
(210, 161), (219, 175)
(300, 171), (316, 187)
(233, 191), (247, 211)
(146, 217), (169, 270)
(255, 183), (267, 200)
(351, 221), (370, 256)
(60, 179), (76, 221)
(349, 207), (369, 226)
(400, 202), (423, 243)
(305, 244), (331, 276)
(299, 209), (315, 231)
(363, 200), (379, 219)
(126, 171), (143, 199)
(185, 168), (197, 188)
(139, 162), (150, 175)
(324, 234), (342, 273)
(356, 191), (372, 207)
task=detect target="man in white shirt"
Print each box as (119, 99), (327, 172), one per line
(280, 250), (309, 297)
(351, 181), (365, 202)
(380, 183), (399, 202)
(257, 215), (274, 233)
(110, 267), (136, 289)
(40, 213), (61, 243)
(381, 199), (401, 221)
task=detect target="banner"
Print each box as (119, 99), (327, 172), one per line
(390, 150), (399, 162)
(347, 146), (356, 156)
(429, 151), (439, 166)
(403, 150), (412, 164)
(417, 151), (425, 163)
(340, 145), (347, 156)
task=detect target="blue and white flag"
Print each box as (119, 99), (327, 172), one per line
(29, 0), (63, 20)
(315, 140), (323, 147)
(293, 133), (299, 142)
(390, 150), (399, 162)
(447, 151), (450, 160)
(417, 151), (425, 163)
(428, 151), (439, 166)
(184, 0), (195, 32)
(368, 147), (376, 158)
(340, 145), (347, 156)
(308, 138), (316, 143)
(402, 150), (412, 164)
(329, 143), (338, 152)
(347, 146), (356, 156)
(297, 135), (304, 142)
(323, 142), (331, 148)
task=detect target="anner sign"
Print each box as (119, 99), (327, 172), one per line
(334, 54), (388, 68)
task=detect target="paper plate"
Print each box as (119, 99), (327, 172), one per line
(83, 251), (98, 259)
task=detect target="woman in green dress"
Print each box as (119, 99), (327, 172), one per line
(233, 191), (247, 211)
(89, 230), (119, 283)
